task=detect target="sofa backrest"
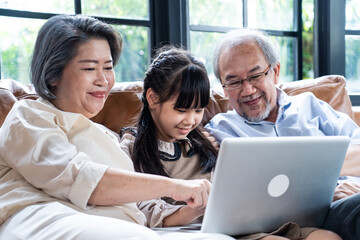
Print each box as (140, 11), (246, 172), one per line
(0, 75), (355, 133)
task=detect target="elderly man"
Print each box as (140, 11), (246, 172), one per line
(205, 28), (360, 240)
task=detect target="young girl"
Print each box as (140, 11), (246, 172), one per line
(120, 47), (217, 183)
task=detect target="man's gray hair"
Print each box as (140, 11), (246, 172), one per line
(213, 28), (279, 80)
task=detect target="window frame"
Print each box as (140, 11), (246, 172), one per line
(0, 0), (154, 82)
(1, 0), (358, 106)
(314, 0), (360, 106)
(186, 0), (304, 81)
(0, 0), (189, 79)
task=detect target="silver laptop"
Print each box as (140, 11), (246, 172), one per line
(200, 136), (350, 236)
(154, 136), (349, 236)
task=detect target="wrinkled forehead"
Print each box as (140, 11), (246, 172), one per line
(219, 43), (267, 76)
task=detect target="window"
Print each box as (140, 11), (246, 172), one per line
(0, 16), (45, 84)
(0, 0), (150, 83)
(188, 0), (242, 89)
(188, 0), (305, 90)
(1, 0), (359, 105)
(345, 0), (360, 93)
(313, 0), (360, 104)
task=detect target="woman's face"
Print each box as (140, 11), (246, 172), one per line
(50, 38), (115, 118)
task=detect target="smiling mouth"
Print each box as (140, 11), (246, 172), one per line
(240, 93), (264, 105)
(90, 92), (106, 98)
(177, 127), (191, 134)
(244, 96), (261, 105)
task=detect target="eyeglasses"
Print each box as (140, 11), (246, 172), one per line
(222, 65), (271, 91)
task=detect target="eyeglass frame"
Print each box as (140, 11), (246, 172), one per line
(222, 64), (272, 91)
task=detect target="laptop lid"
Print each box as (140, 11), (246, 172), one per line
(201, 136), (350, 236)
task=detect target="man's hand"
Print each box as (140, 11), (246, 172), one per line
(202, 131), (220, 151)
(333, 181), (360, 201)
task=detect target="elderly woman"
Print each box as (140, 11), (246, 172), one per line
(0, 15), (233, 240)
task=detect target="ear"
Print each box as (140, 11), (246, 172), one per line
(272, 62), (280, 85)
(222, 86), (229, 97)
(146, 88), (159, 109)
(220, 79), (229, 97)
(49, 80), (57, 87)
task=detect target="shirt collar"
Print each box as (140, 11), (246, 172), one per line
(276, 87), (292, 122)
(158, 138), (196, 161)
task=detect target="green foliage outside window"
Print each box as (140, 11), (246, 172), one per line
(0, 0), (149, 83)
(1, 0), (359, 92)
(82, 0), (148, 20)
(0, 17), (44, 84)
(302, 0), (314, 79)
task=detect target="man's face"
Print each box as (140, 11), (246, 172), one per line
(218, 42), (280, 122)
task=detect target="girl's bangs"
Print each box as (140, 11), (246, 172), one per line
(174, 65), (210, 109)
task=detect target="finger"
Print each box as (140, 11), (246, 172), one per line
(190, 190), (203, 208)
(337, 183), (359, 196)
(205, 180), (211, 195)
(203, 180), (211, 208)
(202, 131), (210, 137)
(345, 182), (360, 192)
(209, 139), (220, 151)
(336, 190), (354, 199)
(207, 136), (215, 141)
(333, 192), (347, 201)
(202, 187), (209, 208)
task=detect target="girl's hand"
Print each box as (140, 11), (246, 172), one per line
(333, 181), (360, 201)
(202, 131), (220, 151)
(163, 205), (205, 227)
(169, 178), (211, 209)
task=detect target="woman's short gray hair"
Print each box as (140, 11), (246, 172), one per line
(31, 15), (123, 100)
(213, 28), (279, 80)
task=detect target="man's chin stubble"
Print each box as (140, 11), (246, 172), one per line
(239, 102), (271, 122)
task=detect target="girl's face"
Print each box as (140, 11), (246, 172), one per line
(148, 90), (204, 142)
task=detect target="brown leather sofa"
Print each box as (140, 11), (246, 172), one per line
(1, 75), (359, 133)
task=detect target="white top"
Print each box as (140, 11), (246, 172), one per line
(0, 98), (147, 225)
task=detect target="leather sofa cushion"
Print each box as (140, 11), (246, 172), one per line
(0, 75), (355, 133)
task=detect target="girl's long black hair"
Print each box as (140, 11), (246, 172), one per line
(131, 46), (217, 177)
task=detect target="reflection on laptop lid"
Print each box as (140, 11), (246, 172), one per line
(201, 136), (350, 236)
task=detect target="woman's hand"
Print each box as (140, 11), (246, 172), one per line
(89, 168), (211, 208)
(333, 181), (360, 201)
(162, 178), (210, 227)
(202, 131), (220, 151)
(169, 178), (211, 209)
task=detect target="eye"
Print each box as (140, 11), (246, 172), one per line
(176, 109), (186, 113)
(83, 68), (95, 71)
(195, 108), (204, 113)
(228, 80), (242, 86)
(104, 66), (113, 70)
(249, 74), (262, 81)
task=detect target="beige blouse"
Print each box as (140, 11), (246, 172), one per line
(120, 133), (212, 224)
(119, 133), (212, 181)
(0, 98), (179, 228)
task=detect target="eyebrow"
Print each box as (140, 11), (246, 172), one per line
(78, 59), (113, 64)
(224, 65), (262, 81)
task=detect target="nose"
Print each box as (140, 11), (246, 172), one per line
(241, 79), (257, 95)
(183, 111), (196, 126)
(95, 70), (108, 86)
